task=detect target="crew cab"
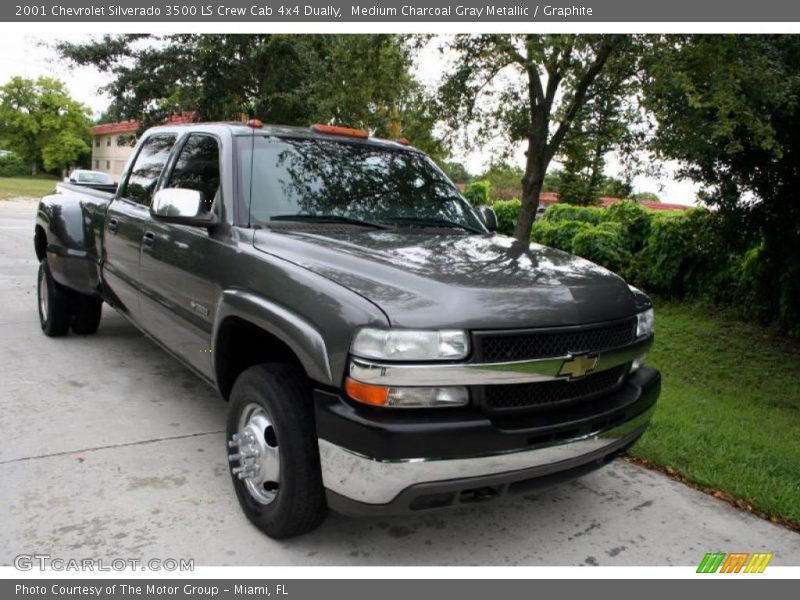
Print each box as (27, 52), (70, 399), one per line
(34, 121), (660, 538)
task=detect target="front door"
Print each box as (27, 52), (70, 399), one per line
(139, 133), (223, 378)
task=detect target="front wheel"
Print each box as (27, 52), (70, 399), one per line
(226, 364), (327, 538)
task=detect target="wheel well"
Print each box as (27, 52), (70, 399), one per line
(214, 316), (304, 400)
(34, 226), (47, 261)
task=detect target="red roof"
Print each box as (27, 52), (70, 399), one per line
(91, 120), (139, 135)
(598, 197), (691, 211)
(539, 193), (691, 211)
(91, 111), (198, 136)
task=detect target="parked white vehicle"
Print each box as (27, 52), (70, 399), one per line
(65, 169), (115, 186)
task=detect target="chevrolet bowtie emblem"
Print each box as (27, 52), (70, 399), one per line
(558, 353), (599, 380)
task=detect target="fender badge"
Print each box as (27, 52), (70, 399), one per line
(189, 300), (210, 318)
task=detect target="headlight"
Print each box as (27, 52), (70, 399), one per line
(636, 308), (654, 338)
(351, 328), (469, 361)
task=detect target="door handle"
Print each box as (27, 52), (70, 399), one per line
(143, 231), (156, 247)
(108, 217), (118, 234)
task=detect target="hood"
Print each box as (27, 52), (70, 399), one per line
(253, 228), (638, 330)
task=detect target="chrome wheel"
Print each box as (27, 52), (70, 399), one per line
(228, 403), (280, 505)
(38, 266), (48, 319)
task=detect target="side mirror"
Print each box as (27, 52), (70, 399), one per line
(475, 205), (497, 232)
(151, 188), (218, 226)
(69, 178), (77, 184)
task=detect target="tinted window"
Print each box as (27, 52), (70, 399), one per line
(167, 134), (221, 214)
(238, 137), (483, 230)
(121, 135), (176, 205)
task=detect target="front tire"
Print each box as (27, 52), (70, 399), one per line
(37, 260), (71, 337)
(226, 364), (327, 538)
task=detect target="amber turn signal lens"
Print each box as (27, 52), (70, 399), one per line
(345, 378), (389, 406)
(311, 123), (369, 138)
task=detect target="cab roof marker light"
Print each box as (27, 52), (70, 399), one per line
(247, 119), (263, 128)
(396, 137), (411, 146)
(311, 123), (369, 138)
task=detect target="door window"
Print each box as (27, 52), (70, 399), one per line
(120, 134), (177, 206)
(167, 134), (221, 215)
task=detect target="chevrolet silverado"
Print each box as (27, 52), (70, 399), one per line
(34, 121), (660, 538)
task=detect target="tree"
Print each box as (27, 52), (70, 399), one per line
(630, 191), (660, 203)
(437, 34), (638, 241)
(599, 176), (634, 199)
(542, 169), (563, 193)
(57, 34), (443, 157)
(557, 90), (631, 204)
(641, 35), (800, 331)
(0, 77), (91, 175)
(440, 160), (473, 183)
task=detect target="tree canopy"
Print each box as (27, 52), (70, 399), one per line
(437, 34), (639, 240)
(57, 34), (444, 159)
(0, 76), (91, 174)
(642, 34), (800, 331)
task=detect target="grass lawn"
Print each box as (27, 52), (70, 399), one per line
(630, 301), (800, 529)
(0, 175), (58, 200)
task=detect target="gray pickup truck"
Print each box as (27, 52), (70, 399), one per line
(34, 121), (660, 538)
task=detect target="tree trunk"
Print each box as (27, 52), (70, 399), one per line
(514, 177), (544, 242)
(513, 138), (546, 242)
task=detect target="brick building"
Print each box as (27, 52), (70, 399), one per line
(89, 113), (197, 180)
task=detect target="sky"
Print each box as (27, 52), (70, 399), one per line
(0, 33), (700, 205)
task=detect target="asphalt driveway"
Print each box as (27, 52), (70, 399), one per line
(1, 199), (798, 566)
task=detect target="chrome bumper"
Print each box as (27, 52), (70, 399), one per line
(348, 336), (653, 386)
(318, 404), (655, 506)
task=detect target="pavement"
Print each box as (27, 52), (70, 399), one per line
(1, 198), (798, 567)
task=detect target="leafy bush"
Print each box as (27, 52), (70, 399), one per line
(571, 222), (632, 274)
(464, 179), (491, 206)
(602, 200), (652, 252)
(541, 203), (604, 224)
(631, 214), (692, 291)
(531, 220), (589, 252)
(487, 194), (799, 337)
(492, 199), (521, 235)
(0, 153), (28, 177)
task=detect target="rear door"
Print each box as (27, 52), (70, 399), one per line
(139, 133), (223, 378)
(103, 134), (177, 322)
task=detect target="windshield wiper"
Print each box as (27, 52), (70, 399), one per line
(269, 214), (392, 230)
(383, 216), (485, 234)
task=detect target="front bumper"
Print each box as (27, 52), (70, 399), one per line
(314, 366), (660, 515)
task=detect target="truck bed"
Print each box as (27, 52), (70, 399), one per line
(35, 182), (116, 297)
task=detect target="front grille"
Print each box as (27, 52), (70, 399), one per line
(483, 365), (627, 412)
(475, 318), (636, 362)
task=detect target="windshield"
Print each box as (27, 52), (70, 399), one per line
(238, 136), (485, 232)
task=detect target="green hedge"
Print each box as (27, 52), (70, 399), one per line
(492, 199), (521, 235)
(541, 203), (604, 224)
(0, 153), (28, 177)
(571, 222), (632, 274)
(464, 180), (491, 206)
(493, 199), (795, 335)
(530, 219), (587, 252)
